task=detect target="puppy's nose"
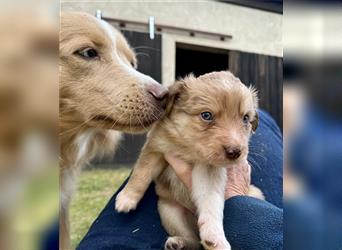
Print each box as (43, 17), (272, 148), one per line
(224, 146), (241, 160)
(146, 83), (168, 101)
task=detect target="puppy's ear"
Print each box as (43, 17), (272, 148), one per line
(164, 80), (185, 116)
(251, 111), (259, 132)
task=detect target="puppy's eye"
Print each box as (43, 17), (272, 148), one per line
(76, 48), (98, 59)
(243, 114), (249, 124)
(201, 111), (214, 121)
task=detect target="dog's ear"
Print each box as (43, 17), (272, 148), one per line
(164, 80), (186, 116)
(251, 111), (259, 132)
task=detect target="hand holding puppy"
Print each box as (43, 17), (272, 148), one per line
(165, 153), (252, 199)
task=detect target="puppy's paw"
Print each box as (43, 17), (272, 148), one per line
(164, 236), (201, 250)
(115, 189), (139, 213)
(200, 226), (231, 250)
(201, 238), (231, 250)
(165, 237), (185, 250)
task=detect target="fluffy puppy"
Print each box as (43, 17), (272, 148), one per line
(60, 12), (168, 250)
(116, 71), (263, 250)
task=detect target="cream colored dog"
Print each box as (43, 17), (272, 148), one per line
(116, 71), (263, 250)
(60, 12), (168, 250)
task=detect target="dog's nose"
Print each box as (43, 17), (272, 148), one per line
(224, 147), (241, 160)
(146, 83), (168, 101)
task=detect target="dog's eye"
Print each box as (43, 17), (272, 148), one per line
(201, 111), (214, 121)
(77, 48), (98, 59)
(243, 114), (249, 124)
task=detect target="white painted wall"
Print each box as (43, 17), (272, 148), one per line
(61, 0), (282, 57)
(61, 1), (282, 84)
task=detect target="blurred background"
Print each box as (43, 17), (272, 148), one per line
(0, 1), (58, 250)
(283, 1), (342, 249)
(61, 1), (282, 248)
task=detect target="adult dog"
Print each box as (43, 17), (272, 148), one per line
(60, 12), (168, 249)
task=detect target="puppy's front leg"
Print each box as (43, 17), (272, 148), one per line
(115, 150), (165, 213)
(192, 165), (231, 250)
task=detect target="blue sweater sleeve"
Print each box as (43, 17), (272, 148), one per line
(77, 185), (283, 250)
(224, 196), (283, 250)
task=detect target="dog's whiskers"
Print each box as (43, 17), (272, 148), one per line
(247, 157), (262, 172)
(129, 112), (133, 134)
(248, 150), (267, 162)
(135, 52), (151, 58)
(136, 114), (147, 131)
(133, 46), (160, 51)
(60, 116), (94, 135)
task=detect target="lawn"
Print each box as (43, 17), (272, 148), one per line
(70, 167), (131, 249)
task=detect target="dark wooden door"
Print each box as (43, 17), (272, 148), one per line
(110, 30), (162, 166)
(229, 51), (283, 128)
(121, 30), (162, 82)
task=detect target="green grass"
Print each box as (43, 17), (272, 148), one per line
(70, 167), (131, 249)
